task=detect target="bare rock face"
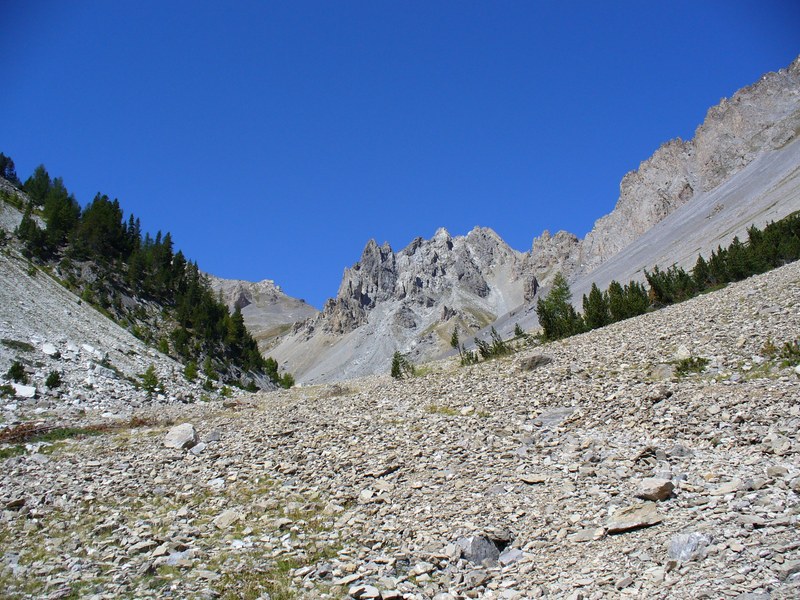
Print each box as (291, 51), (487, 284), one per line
(522, 229), (581, 290)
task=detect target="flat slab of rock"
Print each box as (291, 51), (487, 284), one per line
(163, 423), (197, 450)
(710, 479), (742, 496)
(520, 473), (547, 485)
(607, 502), (663, 534)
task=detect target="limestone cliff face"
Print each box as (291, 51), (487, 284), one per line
(573, 56), (800, 275)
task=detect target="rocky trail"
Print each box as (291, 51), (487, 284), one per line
(1, 260), (800, 599)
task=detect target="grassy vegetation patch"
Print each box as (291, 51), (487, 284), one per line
(426, 403), (459, 416)
(1, 339), (35, 353)
(674, 356), (710, 377)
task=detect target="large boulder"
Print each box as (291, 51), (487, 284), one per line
(163, 423), (198, 450)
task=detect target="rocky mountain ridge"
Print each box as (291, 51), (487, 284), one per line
(270, 56), (800, 384)
(269, 226), (537, 383)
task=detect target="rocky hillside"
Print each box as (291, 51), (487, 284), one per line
(2, 257), (798, 599)
(207, 274), (318, 352)
(272, 56), (800, 383)
(0, 244), (232, 427)
(269, 227), (537, 384)
(534, 55), (800, 282)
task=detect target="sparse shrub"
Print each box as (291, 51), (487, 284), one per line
(474, 327), (511, 361)
(780, 339), (800, 366)
(6, 361), (27, 383)
(278, 372), (295, 389)
(390, 351), (415, 379)
(514, 323), (525, 338)
(761, 338), (778, 358)
(1, 339), (35, 353)
(184, 360), (198, 381)
(450, 327), (460, 351)
(158, 337), (170, 355)
(45, 371), (62, 389)
(0, 384), (15, 398)
(220, 385), (233, 398)
(460, 347), (479, 366)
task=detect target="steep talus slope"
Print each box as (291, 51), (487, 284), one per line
(271, 227), (537, 383)
(0, 249), (213, 423)
(3, 260), (799, 599)
(207, 275), (318, 351)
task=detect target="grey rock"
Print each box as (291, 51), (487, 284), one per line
(163, 423), (198, 450)
(11, 383), (36, 398)
(456, 535), (500, 566)
(668, 532), (712, 562)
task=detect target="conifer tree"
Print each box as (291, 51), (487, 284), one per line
(582, 282), (611, 330)
(535, 272), (584, 341)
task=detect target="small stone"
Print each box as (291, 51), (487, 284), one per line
(333, 573), (361, 586)
(213, 509), (241, 529)
(499, 548), (524, 565)
(464, 569), (489, 588)
(615, 576), (633, 590)
(778, 560), (800, 581)
(667, 532), (711, 562)
(163, 423), (197, 450)
(189, 442), (207, 455)
(636, 477), (674, 501)
(766, 465), (789, 478)
(409, 561), (435, 576)
(710, 479), (741, 496)
(41, 342), (59, 356)
(606, 502), (662, 534)
(348, 584), (381, 599)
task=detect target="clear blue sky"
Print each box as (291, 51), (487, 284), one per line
(2, 1), (798, 308)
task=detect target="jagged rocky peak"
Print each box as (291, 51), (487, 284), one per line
(337, 239), (397, 309)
